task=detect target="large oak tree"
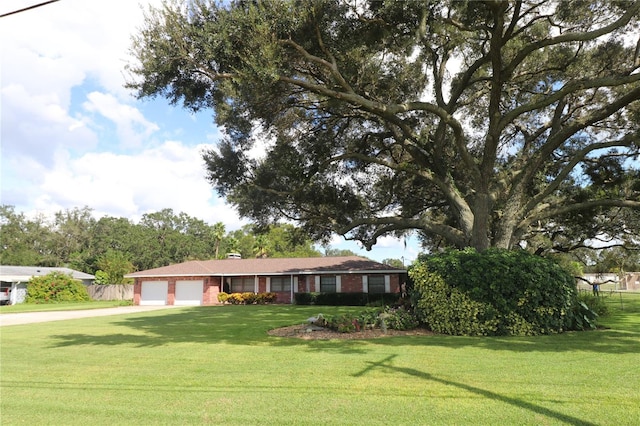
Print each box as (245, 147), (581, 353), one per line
(127, 0), (640, 252)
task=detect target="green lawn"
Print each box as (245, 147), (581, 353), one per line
(1, 294), (639, 425)
(0, 300), (131, 314)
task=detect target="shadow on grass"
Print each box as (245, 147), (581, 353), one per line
(49, 305), (372, 354)
(48, 305), (640, 355)
(352, 354), (596, 426)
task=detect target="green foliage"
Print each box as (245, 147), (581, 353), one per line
(379, 306), (419, 331)
(224, 224), (321, 260)
(96, 249), (134, 284)
(569, 300), (599, 331)
(26, 272), (91, 304)
(411, 269), (500, 336)
(576, 291), (609, 317)
(312, 306), (418, 333)
(93, 270), (109, 285)
(411, 249), (579, 336)
(128, 1), (640, 253)
(381, 258), (405, 269)
(0, 205), (321, 275)
(294, 292), (400, 306)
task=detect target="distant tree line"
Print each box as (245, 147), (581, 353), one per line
(0, 205), (351, 282)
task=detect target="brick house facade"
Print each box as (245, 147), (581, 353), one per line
(127, 256), (406, 306)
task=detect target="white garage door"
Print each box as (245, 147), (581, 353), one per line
(140, 281), (168, 306)
(175, 280), (203, 306)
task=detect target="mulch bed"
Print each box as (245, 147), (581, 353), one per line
(267, 324), (434, 340)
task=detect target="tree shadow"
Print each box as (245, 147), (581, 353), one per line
(48, 305), (640, 355)
(48, 305), (371, 354)
(352, 354), (596, 426)
(370, 328), (640, 354)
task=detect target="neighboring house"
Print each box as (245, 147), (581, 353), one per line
(125, 256), (406, 306)
(581, 272), (640, 291)
(0, 265), (95, 305)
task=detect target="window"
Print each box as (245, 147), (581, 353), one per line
(230, 277), (254, 293)
(368, 275), (385, 294)
(270, 276), (291, 292)
(320, 276), (336, 293)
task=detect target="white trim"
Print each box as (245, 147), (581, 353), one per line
(384, 275), (390, 293)
(362, 275), (368, 293)
(336, 275), (341, 293)
(315, 275), (320, 292)
(266, 276), (271, 292)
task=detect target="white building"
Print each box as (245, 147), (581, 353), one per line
(0, 266), (94, 305)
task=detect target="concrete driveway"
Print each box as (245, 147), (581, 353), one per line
(0, 305), (180, 327)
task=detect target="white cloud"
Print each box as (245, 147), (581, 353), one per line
(83, 92), (159, 148)
(30, 141), (244, 227)
(1, 84), (98, 166)
(0, 0), (166, 164)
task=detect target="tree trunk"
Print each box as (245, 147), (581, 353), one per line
(470, 193), (491, 251)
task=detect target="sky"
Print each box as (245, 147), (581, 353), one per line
(0, 0), (421, 265)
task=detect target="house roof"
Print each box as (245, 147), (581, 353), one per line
(0, 265), (95, 282)
(125, 256), (405, 278)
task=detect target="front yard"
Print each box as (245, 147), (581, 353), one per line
(1, 294), (639, 425)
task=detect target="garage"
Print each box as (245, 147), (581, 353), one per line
(140, 280), (168, 305)
(174, 280), (203, 306)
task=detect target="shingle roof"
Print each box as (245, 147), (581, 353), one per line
(0, 265), (95, 281)
(125, 256), (405, 278)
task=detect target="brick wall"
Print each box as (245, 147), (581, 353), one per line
(341, 274), (364, 292)
(134, 272), (404, 305)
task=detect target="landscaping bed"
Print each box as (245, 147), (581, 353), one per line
(268, 323), (433, 339)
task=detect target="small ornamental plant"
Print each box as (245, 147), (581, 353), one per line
(309, 306), (418, 333)
(26, 272), (91, 303)
(218, 292), (278, 304)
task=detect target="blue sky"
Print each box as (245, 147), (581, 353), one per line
(0, 0), (421, 264)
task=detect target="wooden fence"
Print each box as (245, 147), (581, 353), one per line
(87, 285), (134, 301)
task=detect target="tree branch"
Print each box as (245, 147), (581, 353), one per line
(523, 199), (640, 227)
(503, 2), (640, 78)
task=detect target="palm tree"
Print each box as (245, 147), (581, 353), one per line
(212, 222), (225, 259)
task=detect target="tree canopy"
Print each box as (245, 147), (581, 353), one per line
(127, 0), (640, 253)
(0, 205), (322, 275)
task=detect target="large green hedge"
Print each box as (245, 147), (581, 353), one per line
(410, 249), (581, 336)
(26, 272), (91, 303)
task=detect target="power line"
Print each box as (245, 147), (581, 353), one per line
(0, 0), (61, 18)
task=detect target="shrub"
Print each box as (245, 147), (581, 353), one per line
(294, 292), (316, 305)
(411, 248), (580, 336)
(569, 299), (599, 331)
(576, 291), (609, 317)
(312, 306), (419, 333)
(411, 269), (500, 336)
(255, 292), (277, 304)
(220, 292), (277, 305)
(242, 292), (257, 304)
(227, 293), (245, 304)
(26, 272), (91, 303)
(380, 306), (420, 331)
(293, 292), (400, 306)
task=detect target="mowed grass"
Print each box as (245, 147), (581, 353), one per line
(0, 300), (131, 314)
(1, 295), (639, 425)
